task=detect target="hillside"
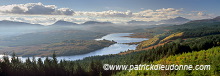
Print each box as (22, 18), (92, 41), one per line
(116, 46), (220, 76)
(17, 40), (116, 56)
(114, 16), (220, 75)
(121, 16), (220, 54)
(0, 30), (105, 46)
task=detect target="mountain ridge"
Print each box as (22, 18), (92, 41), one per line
(51, 20), (78, 26)
(127, 16), (190, 25)
(81, 21), (113, 25)
(188, 16), (220, 23)
(0, 20), (43, 26)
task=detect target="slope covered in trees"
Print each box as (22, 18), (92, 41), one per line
(115, 46), (220, 76)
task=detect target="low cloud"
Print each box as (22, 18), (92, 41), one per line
(185, 11), (215, 20)
(75, 8), (183, 21)
(131, 8), (183, 21)
(0, 2), (75, 15)
(75, 10), (133, 17)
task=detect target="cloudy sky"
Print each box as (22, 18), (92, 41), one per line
(0, 0), (219, 25)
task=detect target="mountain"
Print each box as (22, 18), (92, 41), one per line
(213, 16), (220, 20)
(51, 20), (78, 26)
(127, 17), (190, 25)
(127, 20), (149, 25)
(189, 16), (220, 23)
(0, 20), (43, 26)
(127, 20), (158, 25)
(158, 17), (190, 25)
(82, 21), (113, 25)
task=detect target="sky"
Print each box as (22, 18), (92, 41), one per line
(0, 0), (219, 25)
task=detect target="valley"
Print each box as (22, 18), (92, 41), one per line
(0, 1), (219, 76)
(1, 16), (220, 76)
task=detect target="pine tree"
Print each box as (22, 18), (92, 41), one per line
(52, 51), (58, 64)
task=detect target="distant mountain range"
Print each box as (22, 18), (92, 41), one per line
(127, 20), (158, 25)
(51, 20), (113, 26)
(0, 20), (114, 27)
(2, 16), (220, 26)
(159, 17), (191, 24)
(127, 17), (191, 25)
(0, 20), (43, 26)
(188, 16), (220, 23)
(81, 21), (113, 25)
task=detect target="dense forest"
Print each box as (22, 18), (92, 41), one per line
(1, 17), (220, 76)
(115, 46), (220, 76)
